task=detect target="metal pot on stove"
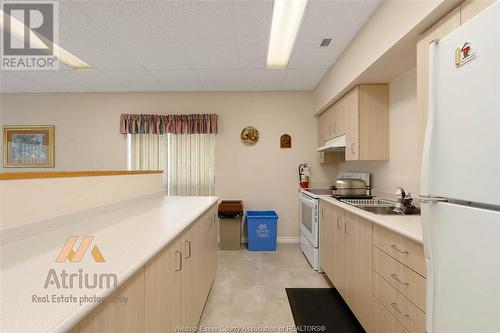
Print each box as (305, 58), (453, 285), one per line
(331, 178), (367, 196)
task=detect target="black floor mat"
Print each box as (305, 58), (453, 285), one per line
(285, 288), (365, 333)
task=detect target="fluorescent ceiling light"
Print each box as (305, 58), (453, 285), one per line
(266, 0), (308, 68)
(0, 10), (92, 69)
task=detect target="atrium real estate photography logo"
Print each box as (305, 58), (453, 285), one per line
(1, 0), (59, 70)
(33, 236), (127, 307)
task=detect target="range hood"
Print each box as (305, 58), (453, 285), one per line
(317, 135), (346, 152)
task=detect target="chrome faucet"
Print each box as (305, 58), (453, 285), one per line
(393, 187), (415, 215)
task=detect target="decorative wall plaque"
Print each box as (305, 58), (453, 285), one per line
(280, 134), (291, 148)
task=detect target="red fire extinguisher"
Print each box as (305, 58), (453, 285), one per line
(298, 163), (310, 189)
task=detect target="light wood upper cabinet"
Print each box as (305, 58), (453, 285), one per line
(417, 0), (494, 154)
(318, 84), (389, 163)
(460, 0), (496, 24)
(416, 6), (460, 155)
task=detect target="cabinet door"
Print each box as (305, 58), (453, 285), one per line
(181, 221), (202, 329)
(334, 98), (346, 137)
(318, 111), (329, 145)
(343, 212), (373, 331)
(416, 7), (460, 154)
(319, 203), (332, 277)
(144, 238), (182, 333)
(331, 205), (346, 294)
(70, 268), (145, 333)
(460, 0), (496, 24)
(344, 88), (359, 161)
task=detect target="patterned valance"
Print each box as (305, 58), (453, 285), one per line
(120, 113), (218, 135)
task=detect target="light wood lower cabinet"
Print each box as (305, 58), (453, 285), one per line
(70, 204), (218, 333)
(320, 202), (373, 330)
(417, 0), (494, 154)
(145, 237), (182, 333)
(320, 200), (426, 333)
(70, 268), (146, 333)
(373, 297), (409, 333)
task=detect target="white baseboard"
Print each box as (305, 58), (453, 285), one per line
(239, 237), (299, 244)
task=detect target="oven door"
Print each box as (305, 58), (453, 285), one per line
(300, 193), (318, 247)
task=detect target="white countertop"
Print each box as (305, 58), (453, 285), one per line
(0, 194), (218, 333)
(305, 191), (423, 244)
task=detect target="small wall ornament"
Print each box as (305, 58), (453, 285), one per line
(280, 134), (291, 148)
(241, 126), (259, 145)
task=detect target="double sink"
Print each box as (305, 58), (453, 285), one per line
(340, 199), (421, 215)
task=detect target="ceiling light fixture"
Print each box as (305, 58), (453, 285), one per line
(266, 0), (308, 68)
(0, 10), (92, 70)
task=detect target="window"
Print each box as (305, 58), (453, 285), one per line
(127, 133), (215, 196)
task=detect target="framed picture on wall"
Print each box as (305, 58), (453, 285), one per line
(3, 125), (55, 168)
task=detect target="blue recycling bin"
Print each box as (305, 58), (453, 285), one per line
(246, 210), (278, 251)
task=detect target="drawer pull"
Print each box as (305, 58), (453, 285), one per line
(391, 273), (410, 286)
(390, 244), (409, 255)
(336, 216), (341, 229)
(175, 251), (182, 271)
(391, 303), (410, 318)
(184, 240), (192, 258)
(344, 221), (350, 235)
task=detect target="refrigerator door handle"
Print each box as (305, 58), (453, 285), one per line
(421, 39), (440, 195)
(419, 195), (448, 203)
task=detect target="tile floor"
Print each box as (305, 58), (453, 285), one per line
(199, 244), (331, 332)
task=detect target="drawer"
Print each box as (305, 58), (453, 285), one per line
(373, 224), (426, 277)
(372, 296), (409, 333)
(373, 247), (426, 311)
(373, 272), (426, 333)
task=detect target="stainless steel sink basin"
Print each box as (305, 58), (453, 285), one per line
(340, 199), (421, 215)
(355, 206), (401, 215)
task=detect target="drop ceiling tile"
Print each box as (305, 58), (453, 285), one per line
(242, 69), (286, 91)
(289, 0), (381, 69)
(75, 1), (190, 70)
(99, 70), (163, 91)
(58, 2), (143, 70)
(282, 69), (327, 90)
(232, 0), (273, 69)
(0, 71), (52, 93)
(160, 1), (240, 69)
(57, 70), (127, 92)
(11, 70), (86, 92)
(195, 70), (242, 91)
(149, 70), (202, 91)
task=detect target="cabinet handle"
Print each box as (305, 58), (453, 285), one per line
(175, 250), (182, 271)
(185, 240), (192, 259)
(321, 208), (325, 219)
(390, 273), (410, 286)
(351, 143), (355, 153)
(336, 216), (341, 229)
(390, 244), (409, 255)
(391, 303), (410, 318)
(344, 220), (350, 235)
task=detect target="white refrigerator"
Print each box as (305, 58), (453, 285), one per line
(421, 2), (500, 332)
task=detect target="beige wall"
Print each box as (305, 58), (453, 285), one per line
(0, 92), (336, 239)
(336, 68), (421, 197)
